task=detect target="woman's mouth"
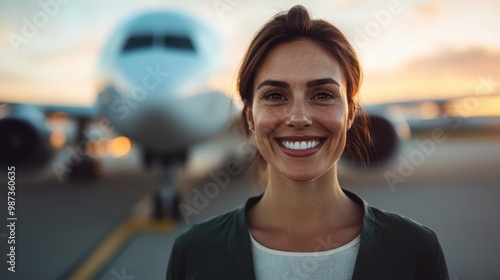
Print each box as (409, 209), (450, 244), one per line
(281, 140), (321, 150)
(276, 137), (326, 157)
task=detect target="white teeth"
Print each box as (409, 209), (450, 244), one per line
(281, 140), (321, 150)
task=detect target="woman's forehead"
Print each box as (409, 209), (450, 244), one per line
(254, 40), (344, 87)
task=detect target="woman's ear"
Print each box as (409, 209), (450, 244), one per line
(245, 106), (254, 132)
(347, 104), (356, 130)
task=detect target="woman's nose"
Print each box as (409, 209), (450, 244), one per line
(285, 102), (312, 128)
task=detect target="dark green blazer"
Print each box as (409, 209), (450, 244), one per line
(167, 189), (449, 280)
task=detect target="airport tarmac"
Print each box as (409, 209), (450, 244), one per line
(0, 133), (499, 280)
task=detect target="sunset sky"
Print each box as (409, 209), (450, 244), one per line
(1, 0), (499, 108)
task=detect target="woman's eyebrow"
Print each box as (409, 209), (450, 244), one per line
(256, 80), (289, 90)
(306, 78), (340, 88)
(256, 78), (340, 90)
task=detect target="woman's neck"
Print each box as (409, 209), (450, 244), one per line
(249, 165), (362, 237)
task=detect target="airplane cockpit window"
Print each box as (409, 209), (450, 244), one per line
(121, 34), (195, 53)
(163, 35), (195, 52)
(122, 35), (154, 52)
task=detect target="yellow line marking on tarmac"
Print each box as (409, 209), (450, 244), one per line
(68, 218), (175, 280)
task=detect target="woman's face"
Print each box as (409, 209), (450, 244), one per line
(246, 40), (354, 182)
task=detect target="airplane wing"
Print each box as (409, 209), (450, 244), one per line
(0, 101), (97, 117)
(341, 92), (500, 168)
(365, 92), (500, 133)
(0, 102), (107, 175)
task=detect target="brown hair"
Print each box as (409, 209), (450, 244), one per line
(238, 5), (371, 171)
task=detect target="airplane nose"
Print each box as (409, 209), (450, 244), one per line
(112, 52), (212, 101)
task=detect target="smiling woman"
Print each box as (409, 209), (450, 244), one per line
(167, 5), (449, 280)
(247, 40), (353, 183)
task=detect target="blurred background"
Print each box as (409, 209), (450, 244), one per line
(0, 0), (499, 279)
(1, 0), (500, 106)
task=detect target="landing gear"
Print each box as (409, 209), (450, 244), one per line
(69, 156), (100, 181)
(153, 188), (180, 220)
(146, 149), (188, 220)
(69, 117), (101, 182)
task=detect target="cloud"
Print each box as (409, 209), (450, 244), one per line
(402, 46), (500, 78)
(361, 46), (500, 103)
(416, 3), (443, 17)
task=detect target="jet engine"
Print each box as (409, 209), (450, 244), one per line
(0, 105), (52, 169)
(343, 113), (410, 168)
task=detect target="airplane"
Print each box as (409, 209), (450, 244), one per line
(1, 9), (499, 220)
(0, 10), (237, 219)
(345, 92), (500, 168)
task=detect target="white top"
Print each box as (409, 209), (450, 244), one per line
(249, 232), (360, 280)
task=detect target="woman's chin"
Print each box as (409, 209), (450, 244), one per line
(282, 169), (324, 183)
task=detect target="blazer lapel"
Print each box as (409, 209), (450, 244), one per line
(344, 190), (377, 280)
(233, 196), (261, 280)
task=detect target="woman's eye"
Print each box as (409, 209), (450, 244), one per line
(314, 92), (334, 101)
(264, 92), (285, 102)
